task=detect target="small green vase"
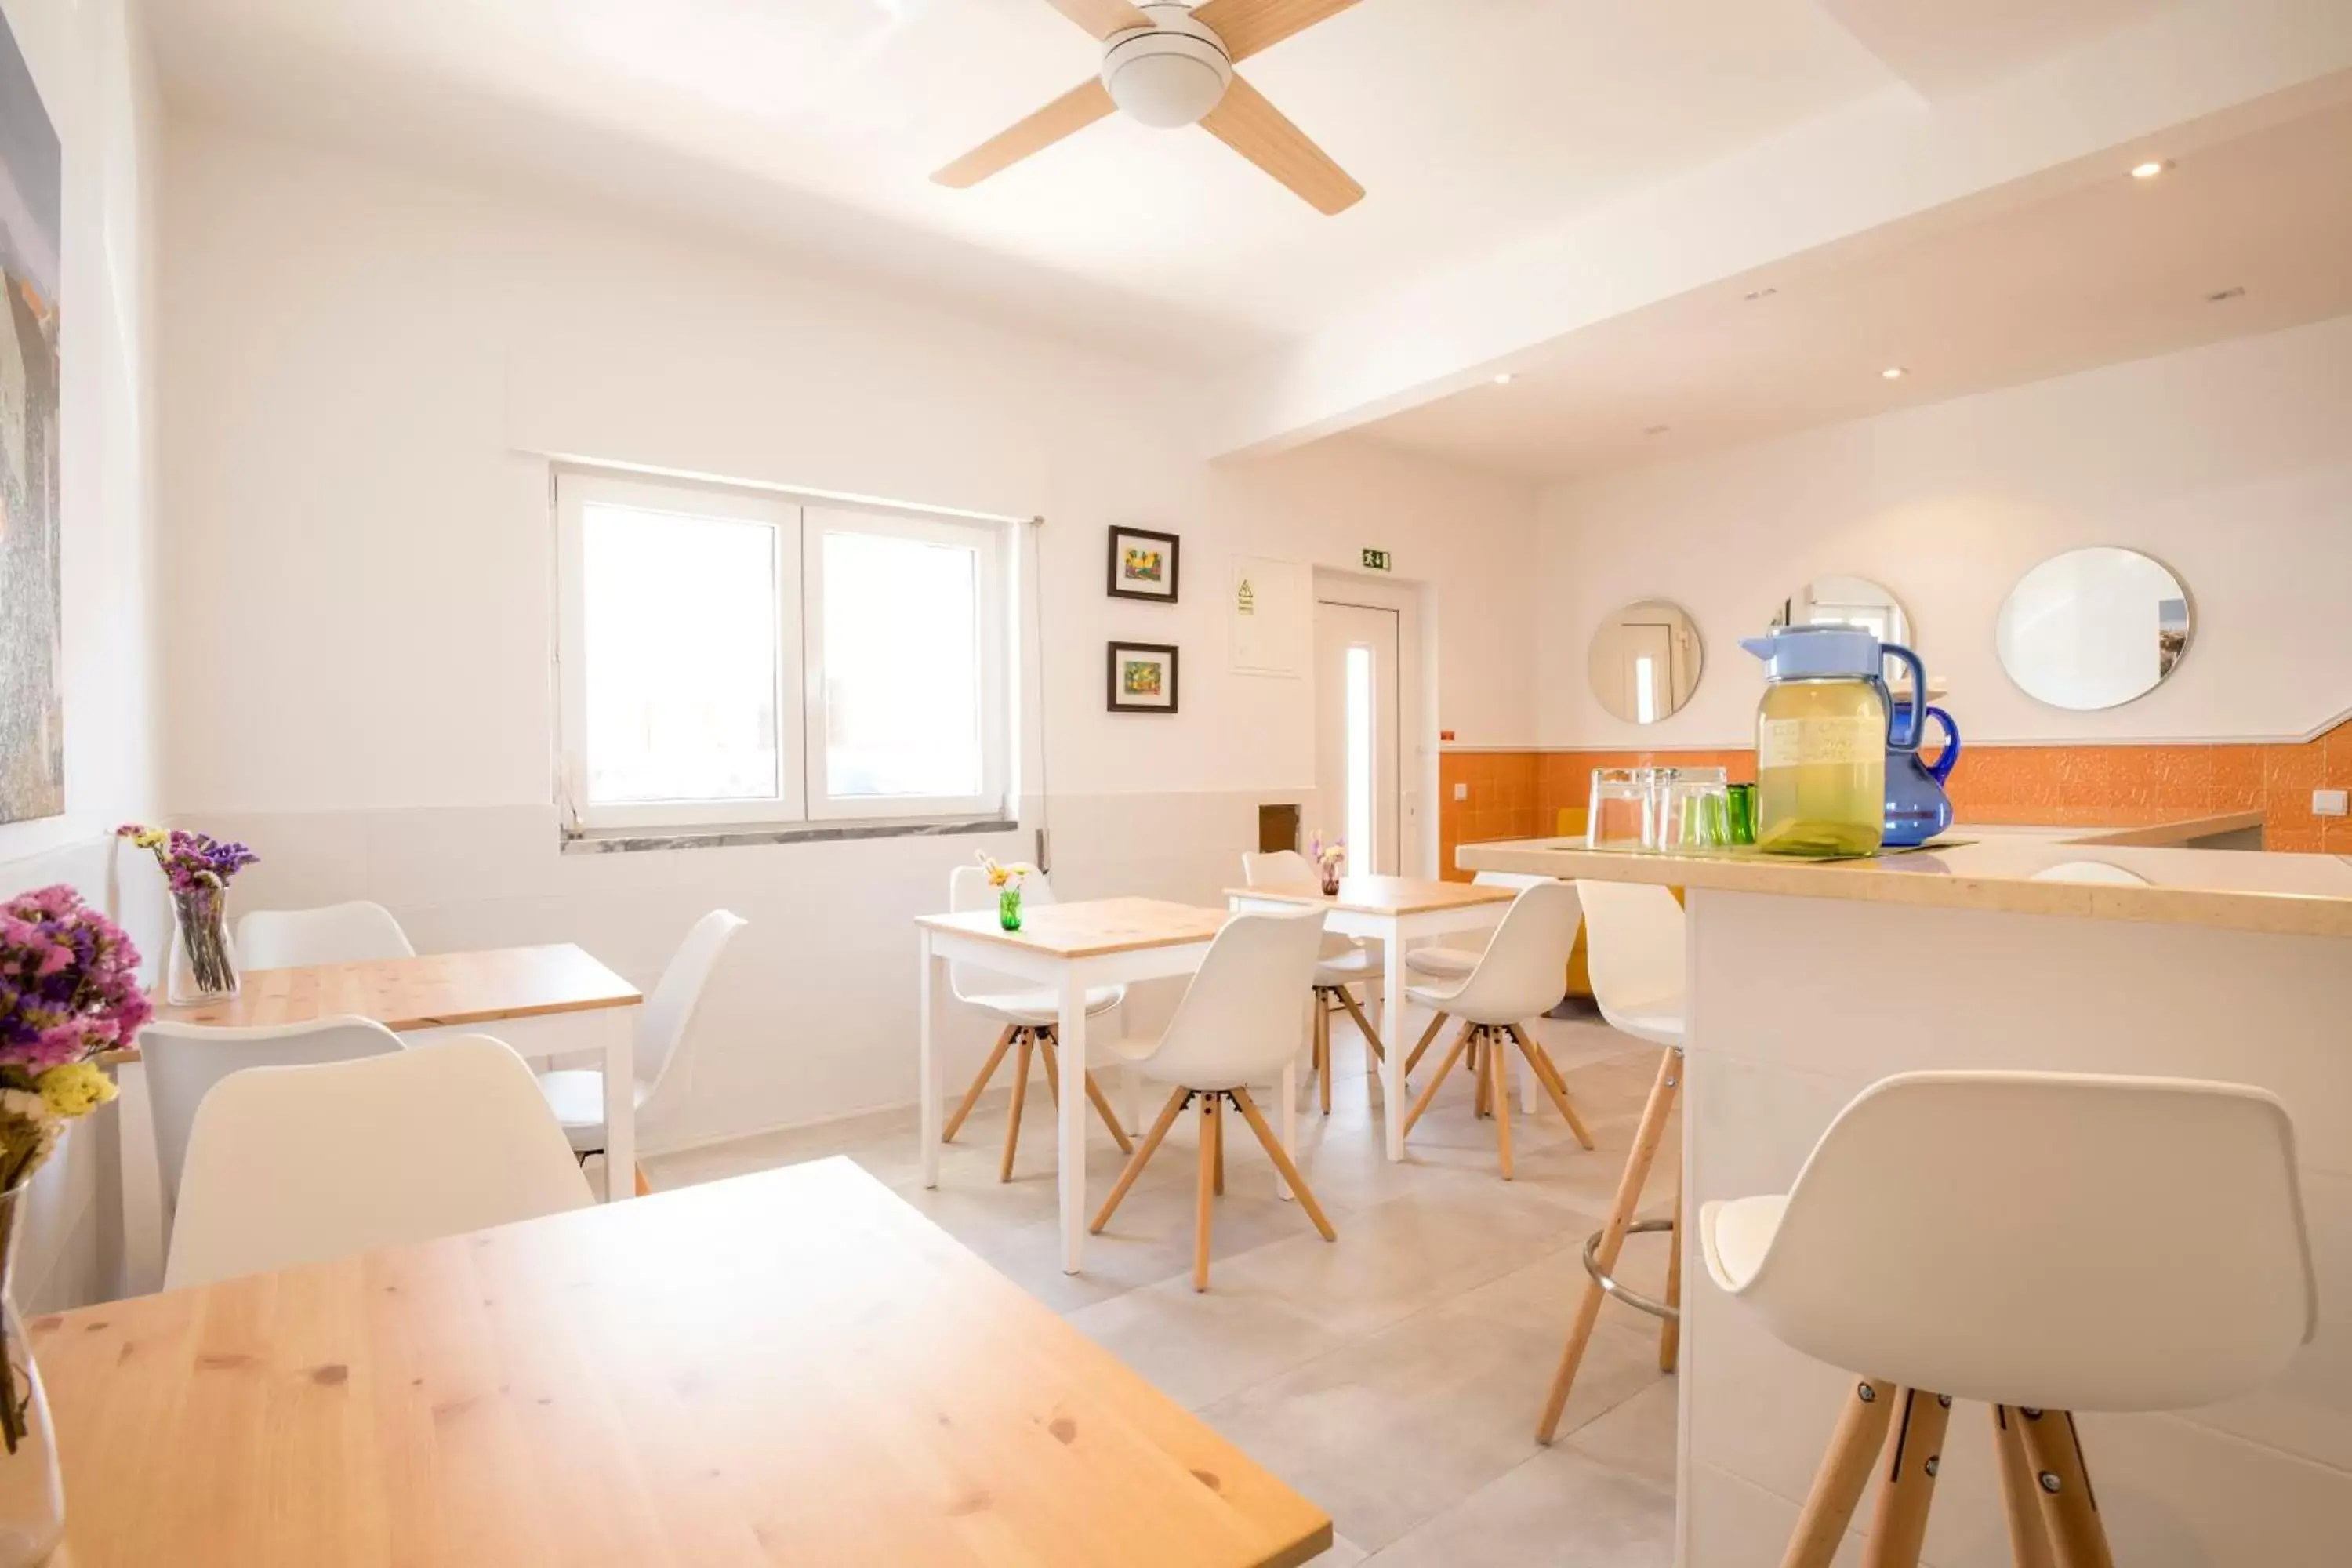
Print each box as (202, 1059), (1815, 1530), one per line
(998, 887), (1022, 931)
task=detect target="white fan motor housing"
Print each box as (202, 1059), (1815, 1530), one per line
(1101, 3), (1233, 129)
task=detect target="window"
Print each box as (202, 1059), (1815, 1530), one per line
(557, 472), (1009, 833)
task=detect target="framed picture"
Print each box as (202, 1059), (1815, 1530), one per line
(1106, 642), (1180, 714)
(1108, 526), (1179, 602)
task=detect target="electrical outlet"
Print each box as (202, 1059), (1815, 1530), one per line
(1453, 782), (1468, 802)
(2315, 789), (2349, 818)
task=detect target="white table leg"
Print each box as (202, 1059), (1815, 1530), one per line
(114, 1059), (165, 1296)
(601, 1005), (635, 1203)
(920, 933), (943, 1188)
(1381, 924), (1406, 1160)
(1057, 974), (1087, 1274)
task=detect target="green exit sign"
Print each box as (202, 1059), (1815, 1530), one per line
(1361, 548), (1392, 572)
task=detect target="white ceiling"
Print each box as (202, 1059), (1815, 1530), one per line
(1356, 93), (2352, 481)
(146, 0), (1904, 364)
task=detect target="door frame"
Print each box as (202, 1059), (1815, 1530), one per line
(1311, 571), (1433, 879)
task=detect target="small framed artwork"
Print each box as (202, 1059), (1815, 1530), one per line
(1107, 641), (1180, 714)
(1108, 526), (1180, 602)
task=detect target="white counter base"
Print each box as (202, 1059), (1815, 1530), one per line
(1679, 888), (2350, 1566)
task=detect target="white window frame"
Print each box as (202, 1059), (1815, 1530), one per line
(555, 469), (1011, 835)
(801, 505), (1010, 823)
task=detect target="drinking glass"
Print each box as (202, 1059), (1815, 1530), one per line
(1725, 782), (1757, 846)
(1586, 769), (1648, 850)
(1665, 780), (1733, 848)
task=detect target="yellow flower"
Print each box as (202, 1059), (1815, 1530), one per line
(35, 1063), (118, 1120)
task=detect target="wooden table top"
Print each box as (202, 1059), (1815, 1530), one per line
(150, 944), (641, 1032)
(918, 896), (1231, 960)
(1227, 876), (1519, 917)
(36, 1158), (1330, 1568)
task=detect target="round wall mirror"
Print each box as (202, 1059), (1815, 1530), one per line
(1588, 600), (1703, 724)
(1996, 547), (2191, 711)
(1771, 575), (1918, 691)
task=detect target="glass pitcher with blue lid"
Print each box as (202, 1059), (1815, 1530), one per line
(1739, 626), (1928, 857)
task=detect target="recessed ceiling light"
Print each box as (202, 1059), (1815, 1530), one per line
(2207, 286), (2245, 303)
(1492, 372), (1516, 386)
(1881, 366), (1907, 380)
(1642, 425), (1671, 437)
(2131, 161), (2165, 180)
(1742, 286), (1778, 302)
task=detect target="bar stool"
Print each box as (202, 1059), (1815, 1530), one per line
(1701, 1070), (2314, 1568)
(1397, 880), (1595, 1177)
(1537, 877), (1686, 1443)
(1241, 850), (1385, 1116)
(938, 866), (1133, 1179)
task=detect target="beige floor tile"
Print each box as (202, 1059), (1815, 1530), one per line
(1367, 1443), (1675, 1567)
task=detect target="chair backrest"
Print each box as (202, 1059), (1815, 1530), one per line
(946, 866), (1061, 1001)
(636, 910), (748, 1103)
(1240, 851), (1359, 961)
(1736, 1071), (2316, 1414)
(165, 1036), (595, 1290)
(1138, 907), (1329, 1090)
(1442, 879), (1582, 1024)
(234, 901), (416, 970)
(140, 1016), (408, 1212)
(1573, 880), (1685, 1031)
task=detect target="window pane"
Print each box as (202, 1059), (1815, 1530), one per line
(582, 504), (779, 803)
(821, 529), (982, 800)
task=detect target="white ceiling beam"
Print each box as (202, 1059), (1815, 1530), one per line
(1202, 0), (2352, 460)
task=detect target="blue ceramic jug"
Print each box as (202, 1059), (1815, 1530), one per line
(1884, 699), (1961, 848)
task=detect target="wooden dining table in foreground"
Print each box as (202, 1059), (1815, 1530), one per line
(37, 1156), (1332, 1567)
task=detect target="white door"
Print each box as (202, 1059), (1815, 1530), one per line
(1316, 601), (1400, 877)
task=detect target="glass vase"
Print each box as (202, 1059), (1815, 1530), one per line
(1319, 864), (1341, 896)
(168, 886), (240, 1006)
(0, 1185), (64, 1566)
(998, 887), (1022, 931)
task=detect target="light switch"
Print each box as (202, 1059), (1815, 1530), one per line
(2316, 789), (2349, 818)
(1453, 782), (1468, 802)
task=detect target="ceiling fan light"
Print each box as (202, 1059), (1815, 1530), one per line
(1101, 9), (1233, 129)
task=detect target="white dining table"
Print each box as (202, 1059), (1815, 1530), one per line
(1225, 876), (1519, 1160)
(917, 897), (1302, 1275)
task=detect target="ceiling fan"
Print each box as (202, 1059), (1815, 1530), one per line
(934, 1), (1368, 215)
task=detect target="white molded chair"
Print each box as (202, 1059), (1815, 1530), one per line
(939, 866), (1132, 1178)
(535, 910), (746, 1188)
(140, 1016), (406, 1216)
(234, 901), (416, 969)
(1091, 907), (1336, 1290)
(1399, 879), (1594, 1176)
(166, 1036), (594, 1290)
(1400, 871), (1550, 982)
(1537, 877), (1690, 1442)
(1241, 849), (1383, 1116)
(1704, 1072), (2315, 1568)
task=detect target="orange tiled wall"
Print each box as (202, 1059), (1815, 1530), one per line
(1437, 718), (2352, 878)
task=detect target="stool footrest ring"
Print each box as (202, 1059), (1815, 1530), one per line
(1580, 1218), (1679, 1323)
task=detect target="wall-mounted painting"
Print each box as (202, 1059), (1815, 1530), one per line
(1106, 642), (1179, 714)
(1108, 526), (1179, 603)
(0, 11), (64, 825)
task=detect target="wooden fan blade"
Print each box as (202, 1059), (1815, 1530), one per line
(1044, 0), (1155, 41)
(1192, 0), (1364, 62)
(933, 79), (1117, 188)
(1200, 74), (1363, 214)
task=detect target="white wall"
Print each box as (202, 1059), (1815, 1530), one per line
(158, 120), (1540, 1149)
(1537, 314), (2352, 748)
(0, 0), (165, 1309)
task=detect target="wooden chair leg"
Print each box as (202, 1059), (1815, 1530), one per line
(1403, 1011), (1450, 1077)
(1993, 1407), (2059, 1568)
(1471, 1028), (1490, 1118)
(1038, 1029), (1062, 1105)
(1092, 1087), (1189, 1232)
(1316, 993), (1333, 1116)
(633, 1163), (652, 1198)
(1659, 1176), (1682, 1373)
(1402, 1023), (1474, 1138)
(1537, 1044), (1681, 1443)
(2016, 1410), (2115, 1568)
(1081, 1070), (1136, 1154)
(1777, 1378), (1897, 1568)
(998, 1031), (1033, 1183)
(1037, 1033), (1132, 1152)
(1232, 1087), (1336, 1241)
(1192, 1096), (1218, 1292)
(1508, 1023), (1595, 1149)
(1212, 1090), (1225, 1196)
(1489, 1026), (1515, 1179)
(1860, 1389), (1951, 1568)
(942, 1025), (1018, 1144)
(1334, 986), (1386, 1065)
